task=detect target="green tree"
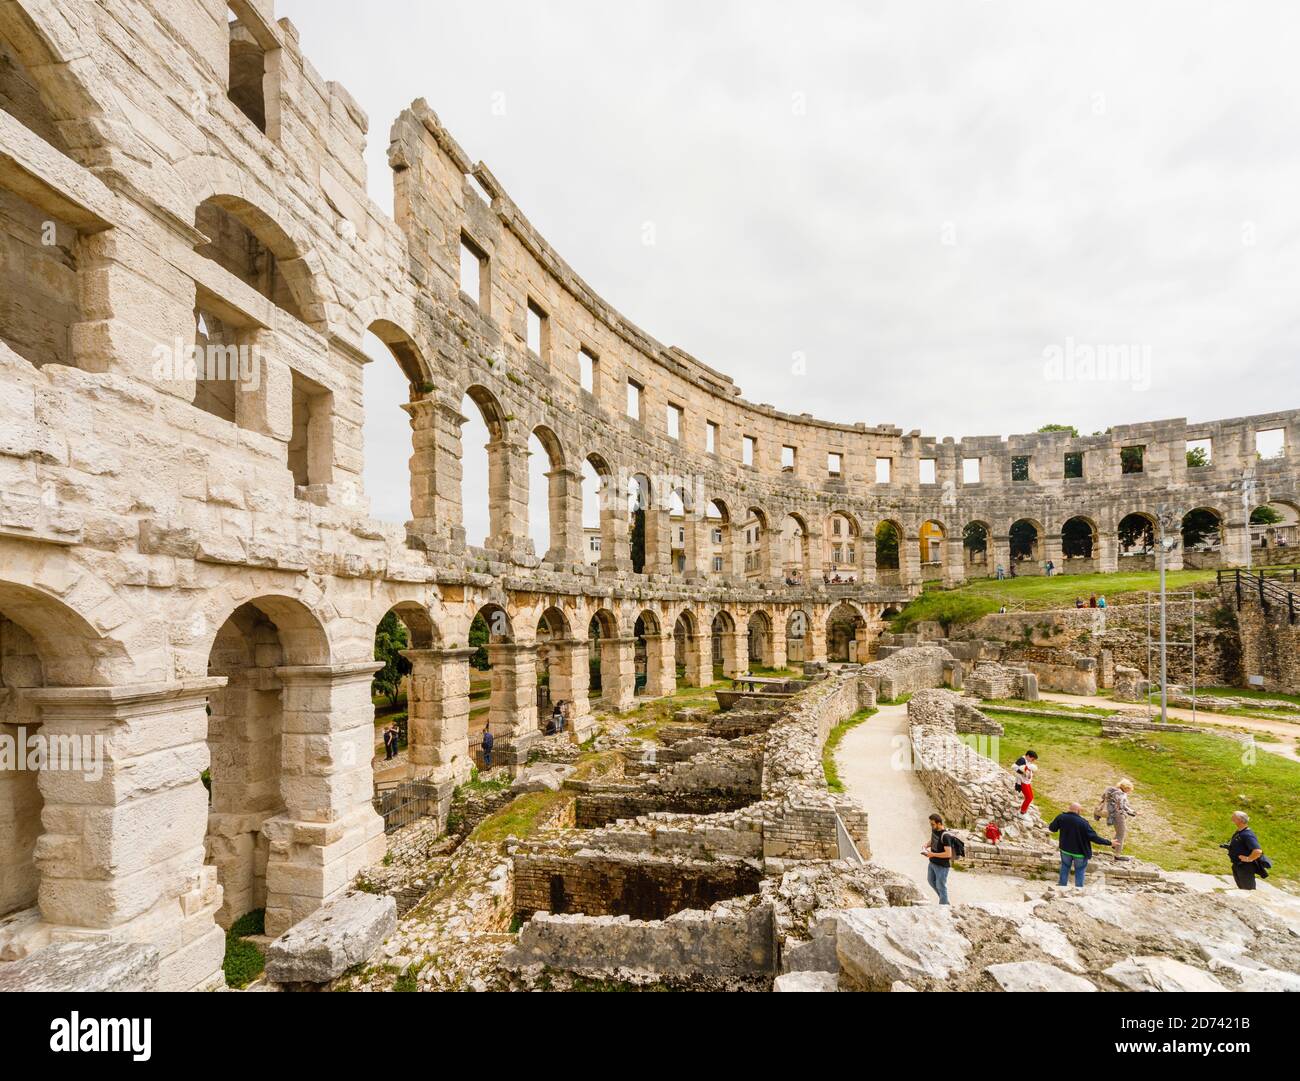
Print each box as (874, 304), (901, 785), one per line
(1186, 445), (1209, 468)
(372, 612), (411, 707)
(1250, 505), (1283, 525)
(1037, 423), (1079, 437)
(469, 612), (491, 670)
(874, 521), (900, 568)
(1181, 509), (1220, 548)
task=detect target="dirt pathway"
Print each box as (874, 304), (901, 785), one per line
(835, 702), (1031, 904)
(1036, 691), (1300, 762)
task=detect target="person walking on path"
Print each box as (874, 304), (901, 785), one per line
(1049, 802), (1113, 887)
(481, 722), (494, 769)
(1014, 750), (1038, 816)
(1095, 779), (1137, 857)
(1226, 811), (1264, 890)
(921, 813), (956, 905)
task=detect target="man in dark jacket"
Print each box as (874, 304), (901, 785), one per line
(481, 723), (494, 769)
(1048, 802), (1113, 887)
(1227, 811), (1264, 890)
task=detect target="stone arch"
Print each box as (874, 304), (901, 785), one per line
(741, 505), (771, 580)
(1117, 511), (1157, 560)
(784, 608), (812, 665)
(1008, 517), (1042, 568)
(962, 519), (992, 575)
(529, 424), (568, 563)
(826, 601), (869, 663)
(628, 472), (655, 574)
(460, 384), (511, 551)
(1250, 499), (1300, 559)
(1180, 506), (1224, 567)
(746, 609), (775, 667)
(582, 452), (619, 570)
(780, 512), (811, 584)
(919, 518), (947, 572)
(872, 517), (901, 579)
(633, 609), (662, 696)
(704, 498), (735, 579)
(366, 317), (434, 389)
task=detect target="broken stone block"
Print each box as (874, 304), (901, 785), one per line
(0, 940), (159, 992)
(986, 960), (1095, 992)
(1103, 956), (1225, 992)
(511, 762), (576, 793)
(264, 891), (396, 986)
(832, 906), (970, 990)
(773, 970), (839, 992)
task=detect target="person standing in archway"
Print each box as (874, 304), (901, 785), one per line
(482, 722), (494, 769)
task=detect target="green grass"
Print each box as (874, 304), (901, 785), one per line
(892, 568), (1224, 632)
(822, 708), (876, 792)
(1197, 686), (1300, 708)
(222, 909), (266, 989)
(982, 697), (1115, 717)
(987, 709), (1300, 883)
(468, 790), (570, 843)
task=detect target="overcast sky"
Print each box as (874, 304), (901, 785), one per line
(278, 0), (1300, 543)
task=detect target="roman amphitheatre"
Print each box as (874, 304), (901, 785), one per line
(1, 1), (1299, 993)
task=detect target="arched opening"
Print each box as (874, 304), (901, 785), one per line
(826, 602), (868, 663)
(194, 195), (314, 324)
(361, 322), (429, 525)
(536, 606), (569, 728)
(672, 610), (697, 686)
(825, 513), (861, 582)
(529, 426), (565, 563)
(371, 601), (437, 778)
(962, 521), (990, 576)
(1117, 512), (1156, 566)
(1250, 501), (1299, 562)
(747, 611), (774, 668)
(710, 610), (736, 678)
(587, 609), (619, 703)
(1061, 516), (1097, 566)
(667, 488), (689, 574)
(919, 520), (946, 580)
(1009, 518), (1041, 570)
(741, 508), (768, 580)
(581, 454), (612, 567)
(872, 519), (899, 585)
(460, 386), (507, 551)
(633, 611), (660, 696)
(0, 188), (82, 372)
(470, 603), (513, 767)
(706, 500), (731, 579)
(628, 473), (652, 574)
(785, 609), (809, 665)
(205, 597), (330, 928)
(781, 514), (809, 585)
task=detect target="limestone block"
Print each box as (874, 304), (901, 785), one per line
(264, 890), (395, 985)
(0, 940), (159, 992)
(986, 960), (1095, 992)
(832, 906), (970, 990)
(1103, 956), (1225, 992)
(511, 762), (575, 793)
(773, 970), (839, 992)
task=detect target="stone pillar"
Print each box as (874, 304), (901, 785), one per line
(1043, 531), (1064, 574)
(720, 629), (747, 676)
(683, 516), (708, 580)
(486, 438), (532, 560)
(806, 616), (829, 664)
(684, 633), (712, 687)
(485, 642), (540, 760)
(1222, 517), (1252, 568)
(646, 506), (672, 575)
(598, 477), (630, 573)
(1095, 532), (1118, 573)
(643, 633), (676, 697)
(854, 624), (874, 664)
(546, 637), (594, 740)
(265, 662), (386, 938)
(859, 536), (876, 585)
(545, 466), (585, 566)
(28, 679), (228, 992)
(401, 647), (475, 787)
(402, 395), (467, 550)
(770, 628), (788, 670)
(902, 534), (923, 587)
(598, 636), (637, 712)
(992, 534), (1012, 577)
(944, 536), (966, 586)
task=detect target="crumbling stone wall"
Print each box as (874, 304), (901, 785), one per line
(1229, 589), (1300, 694)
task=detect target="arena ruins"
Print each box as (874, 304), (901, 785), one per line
(1, 1), (1299, 994)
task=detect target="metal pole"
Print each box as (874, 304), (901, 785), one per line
(1159, 539), (1169, 724)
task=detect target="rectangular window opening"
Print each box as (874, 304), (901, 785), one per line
(962, 457), (981, 484)
(919, 458), (936, 485)
(875, 457), (892, 484)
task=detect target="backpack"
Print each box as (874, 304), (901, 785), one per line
(944, 832), (966, 859)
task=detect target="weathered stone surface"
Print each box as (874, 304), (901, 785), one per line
(773, 970), (839, 992)
(1103, 956), (1226, 992)
(264, 891), (396, 985)
(833, 906), (970, 990)
(986, 960), (1096, 992)
(510, 762), (576, 793)
(0, 941), (159, 992)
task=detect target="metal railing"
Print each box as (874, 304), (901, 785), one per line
(372, 779), (442, 834)
(1218, 568), (1298, 624)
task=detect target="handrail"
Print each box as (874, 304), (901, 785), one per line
(1218, 568), (1298, 624)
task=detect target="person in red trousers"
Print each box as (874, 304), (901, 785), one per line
(1013, 750), (1038, 816)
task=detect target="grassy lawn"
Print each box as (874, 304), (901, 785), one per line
(823, 707), (875, 791)
(893, 568), (1227, 631)
(1197, 686), (1300, 708)
(987, 709), (1300, 884)
(625, 680), (726, 740)
(982, 697), (1115, 717)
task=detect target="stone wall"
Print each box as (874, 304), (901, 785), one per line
(1230, 587), (1300, 694)
(857, 645), (954, 701)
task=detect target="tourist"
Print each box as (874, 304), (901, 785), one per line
(1074, 597), (1084, 608)
(1088, 594), (1097, 608)
(385, 723), (399, 760)
(1225, 811), (1265, 890)
(481, 723), (494, 769)
(998, 604), (1007, 614)
(1048, 802), (1113, 887)
(1095, 779), (1137, 857)
(1013, 750), (1038, 815)
(995, 564), (1005, 580)
(1046, 559), (1054, 576)
(984, 820), (1002, 845)
(1097, 594), (1107, 609)
(921, 813), (956, 905)
(382, 725), (393, 760)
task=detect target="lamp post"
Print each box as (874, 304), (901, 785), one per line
(1156, 506), (1180, 724)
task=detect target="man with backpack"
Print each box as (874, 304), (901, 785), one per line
(1095, 779), (1137, 858)
(1048, 802), (1113, 888)
(481, 722), (494, 769)
(921, 813), (964, 905)
(1226, 811), (1266, 890)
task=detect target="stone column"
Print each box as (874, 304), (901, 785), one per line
(1043, 531), (1064, 575)
(27, 679), (227, 992)
(944, 536), (966, 586)
(684, 633), (713, 687)
(545, 466), (585, 566)
(992, 534), (1012, 577)
(545, 637), (594, 739)
(902, 534), (923, 587)
(858, 535), (876, 585)
(683, 516), (708, 580)
(1095, 532), (1118, 573)
(598, 477), (630, 573)
(401, 647), (475, 787)
(485, 642), (540, 761)
(770, 628), (788, 670)
(1222, 517), (1252, 568)
(806, 616), (829, 664)
(643, 633), (676, 697)
(401, 395), (467, 551)
(598, 636), (637, 712)
(486, 438), (532, 561)
(646, 506), (672, 575)
(720, 629), (747, 676)
(265, 662), (386, 938)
